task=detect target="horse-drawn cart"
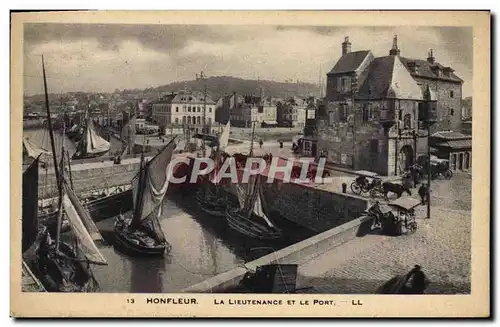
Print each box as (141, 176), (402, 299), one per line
(381, 197), (420, 236)
(350, 170), (382, 195)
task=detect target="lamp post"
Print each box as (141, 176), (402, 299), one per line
(423, 99), (436, 219)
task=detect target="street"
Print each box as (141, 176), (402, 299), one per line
(295, 173), (472, 294)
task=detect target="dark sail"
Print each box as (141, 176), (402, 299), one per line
(22, 156), (40, 253)
(131, 138), (176, 241)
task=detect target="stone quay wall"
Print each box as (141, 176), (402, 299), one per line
(38, 161), (141, 198)
(262, 181), (370, 233)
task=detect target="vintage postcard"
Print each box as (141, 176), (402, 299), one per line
(10, 10), (490, 318)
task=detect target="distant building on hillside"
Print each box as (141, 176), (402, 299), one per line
(151, 91), (217, 135)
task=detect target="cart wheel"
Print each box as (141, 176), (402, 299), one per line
(444, 169), (453, 179)
(407, 222), (417, 234)
(351, 182), (361, 195)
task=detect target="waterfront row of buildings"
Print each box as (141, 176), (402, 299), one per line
(149, 90), (318, 134)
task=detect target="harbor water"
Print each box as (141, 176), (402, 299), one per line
(24, 128), (314, 292)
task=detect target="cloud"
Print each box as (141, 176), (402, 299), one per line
(23, 24), (473, 97)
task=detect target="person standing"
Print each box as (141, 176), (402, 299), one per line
(418, 183), (428, 204)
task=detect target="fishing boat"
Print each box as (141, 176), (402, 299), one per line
(226, 173), (282, 240)
(195, 121), (231, 217)
(72, 117), (111, 159)
(38, 115), (134, 230)
(113, 138), (176, 256)
(224, 122), (281, 240)
(22, 57), (108, 292)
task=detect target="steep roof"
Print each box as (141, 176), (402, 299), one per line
(328, 50), (371, 74)
(357, 55), (424, 100)
(400, 57), (463, 83)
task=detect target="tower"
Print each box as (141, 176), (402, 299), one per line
(342, 36), (351, 56)
(389, 34), (401, 56)
(427, 48), (435, 64)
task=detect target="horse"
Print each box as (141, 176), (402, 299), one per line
(381, 181), (412, 200)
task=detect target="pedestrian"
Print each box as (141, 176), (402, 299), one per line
(418, 183), (428, 204)
(279, 141), (283, 149)
(259, 139), (263, 148)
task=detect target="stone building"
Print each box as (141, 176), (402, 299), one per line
(228, 94), (278, 127)
(315, 35), (466, 176)
(151, 91), (217, 134)
(276, 96), (317, 128)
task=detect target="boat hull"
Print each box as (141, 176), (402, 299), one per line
(71, 149), (109, 160)
(225, 209), (282, 240)
(40, 189), (133, 235)
(23, 235), (100, 292)
(113, 220), (171, 257)
(195, 193), (227, 217)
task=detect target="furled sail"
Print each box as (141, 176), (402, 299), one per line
(86, 120), (111, 154)
(62, 182), (107, 265)
(22, 156), (40, 253)
(23, 138), (51, 160)
(131, 139), (176, 241)
(64, 181), (104, 242)
(245, 175), (276, 228)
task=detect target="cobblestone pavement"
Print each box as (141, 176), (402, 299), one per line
(294, 174), (472, 294)
(296, 205), (471, 294)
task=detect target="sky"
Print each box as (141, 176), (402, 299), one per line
(23, 24), (473, 97)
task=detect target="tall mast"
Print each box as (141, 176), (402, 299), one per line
(249, 121), (256, 157)
(42, 56), (61, 188)
(196, 71), (207, 157)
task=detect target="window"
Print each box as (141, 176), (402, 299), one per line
(336, 77), (342, 92)
(208, 118), (212, 124)
(338, 105), (346, 122)
(362, 104), (370, 122)
(450, 90), (454, 98)
(304, 141), (311, 151)
(175, 118), (179, 125)
(176, 107), (179, 112)
(182, 116), (186, 123)
(196, 116), (200, 124)
(188, 106), (191, 112)
(197, 107), (201, 112)
(403, 114), (412, 129)
(209, 107), (212, 113)
(450, 108), (455, 116)
(328, 111), (335, 125)
(187, 116), (192, 124)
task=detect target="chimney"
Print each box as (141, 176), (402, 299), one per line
(389, 34), (401, 56)
(342, 36), (351, 56)
(427, 48), (435, 64)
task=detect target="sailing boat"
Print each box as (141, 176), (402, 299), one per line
(224, 121), (281, 240)
(23, 137), (52, 165)
(113, 138), (176, 256)
(22, 56), (108, 292)
(195, 121), (231, 217)
(72, 116), (111, 159)
(226, 173), (282, 240)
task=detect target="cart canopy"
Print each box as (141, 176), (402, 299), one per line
(387, 197), (421, 211)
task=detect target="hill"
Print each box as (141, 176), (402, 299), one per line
(147, 76), (321, 100)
